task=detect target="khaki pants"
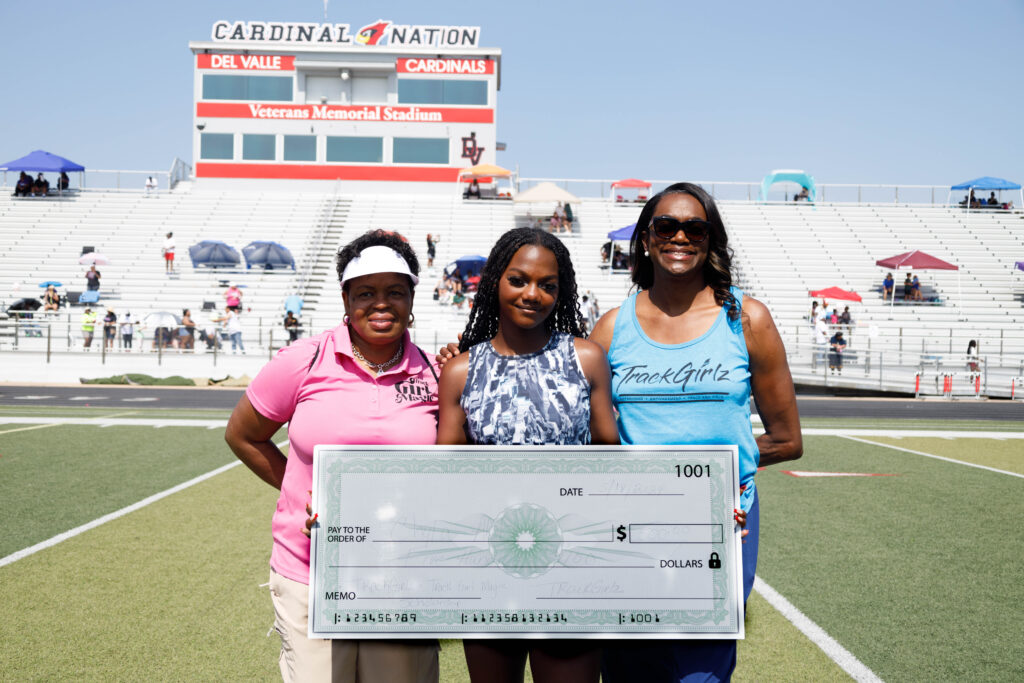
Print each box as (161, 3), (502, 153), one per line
(269, 569), (439, 683)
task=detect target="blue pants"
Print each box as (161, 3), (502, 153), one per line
(601, 489), (760, 683)
(229, 331), (244, 352)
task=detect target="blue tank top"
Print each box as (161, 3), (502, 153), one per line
(461, 332), (591, 445)
(609, 287), (759, 511)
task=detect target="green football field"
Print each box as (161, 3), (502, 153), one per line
(1, 406), (1022, 682)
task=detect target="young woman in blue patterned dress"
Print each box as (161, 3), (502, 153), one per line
(437, 227), (619, 683)
(590, 183), (802, 682)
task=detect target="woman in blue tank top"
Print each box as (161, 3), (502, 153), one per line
(438, 227), (619, 683)
(590, 183), (803, 683)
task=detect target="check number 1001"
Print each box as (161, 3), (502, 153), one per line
(674, 464), (711, 478)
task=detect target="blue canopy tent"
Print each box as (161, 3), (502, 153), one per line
(759, 169), (816, 203)
(445, 255), (487, 278)
(189, 241), (241, 268)
(607, 223), (636, 241)
(0, 149), (85, 195)
(242, 241), (295, 270)
(949, 176), (1022, 209)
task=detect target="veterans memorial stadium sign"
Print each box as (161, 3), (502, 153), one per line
(211, 20), (481, 48)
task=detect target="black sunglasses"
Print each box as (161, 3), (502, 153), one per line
(648, 216), (711, 243)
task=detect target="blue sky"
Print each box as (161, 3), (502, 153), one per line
(1, 0), (1021, 184)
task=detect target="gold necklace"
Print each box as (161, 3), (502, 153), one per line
(351, 340), (404, 373)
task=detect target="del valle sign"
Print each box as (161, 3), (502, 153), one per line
(211, 20), (481, 48)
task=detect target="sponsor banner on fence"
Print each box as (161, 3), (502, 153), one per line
(196, 102), (493, 124)
(197, 53), (295, 71)
(396, 58), (494, 75)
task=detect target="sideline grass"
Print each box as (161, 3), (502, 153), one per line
(0, 425), (238, 558)
(855, 436), (1024, 474)
(757, 435), (1024, 682)
(797, 417), (1024, 432)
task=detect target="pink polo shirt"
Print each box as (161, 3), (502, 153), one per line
(246, 323), (439, 584)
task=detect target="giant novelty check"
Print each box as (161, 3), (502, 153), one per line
(309, 445), (743, 639)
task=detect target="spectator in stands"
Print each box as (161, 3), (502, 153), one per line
(582, 294), (599, 334)
(85, 265), (101, 292)
(883, 272), (894, 301)
(563, 203), (574, 230)
(58, 172), (70, 191)
(555, 202), (567, 231)
(815, 300), (829, 324)
(828, 330), (846, 375)
(103, 308), (118, 351)
(214, 306), (244, 354)
(988, 192), (999, 207)
(42, 285), (60, 312)
(911, 274), (922, 301)
(903, 274), (913, 301)
(224, 283), (243, 312)
(549, 211), (560, 233)
(809, 300), (819, 324)
(145, 176), (157, 196)
(600, 240), (611, 263)
(465, 178), (481, 199)
(224, 230), (440, 683)
(120, 312), (134, 351)
(969, 190), (980, 209)
(966, 340), (979, 373)
(612, 245), (628, 270)
(839, 306), (853, 329)
(162, 232), (176, 273)
(829, 308), (839, 325)
(81, 307), (96, 350)
(813, 317), (828, 369)
(284, 311), (300, 345)
(425, 233), (439, 268)
(14, 172), (32, 197)
(178, 309), (195, 350)
(794, 186), (809, 201)
(32, 173), (50, 196)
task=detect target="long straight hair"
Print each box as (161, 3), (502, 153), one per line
(630, 182), (738, 319)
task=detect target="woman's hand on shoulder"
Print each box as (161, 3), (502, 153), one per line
(588, 307), (620, 354)
(435, 333), (463, 367)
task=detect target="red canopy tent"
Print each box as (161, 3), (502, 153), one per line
(874, 250), (958, 271)
(611, 178), (651, 203)
(808, 286), (862, 302)
(874, 250), (960, 314)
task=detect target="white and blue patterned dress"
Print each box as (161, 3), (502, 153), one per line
(461, 332), (591, 445)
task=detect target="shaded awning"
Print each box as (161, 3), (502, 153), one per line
(808, 286), (862, 302)
(950, 176), (1020, 191)
(0, 149), (85, 172)
(608, 224), (636, 241)
(875, 250), (958, 270)
(514, 182), (579, 203)
(611, 178), (651, 189)
(458, 163), (512, 177)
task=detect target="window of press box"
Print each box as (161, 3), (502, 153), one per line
(202, 74), (293, 101)
(326, 137), (383, 163)
(397, 79), (487, 105)
(284, 135), (317, 162)
(200, 133), (234, 160)
(393, 138), (449, 164)
(243, 134), (276, 161)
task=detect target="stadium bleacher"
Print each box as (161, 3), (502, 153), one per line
(2, 187), (1022, 395)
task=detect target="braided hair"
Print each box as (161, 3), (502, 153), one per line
(335, 229), (419, 291)
(458, 228), (585, 352)
(629, 182), (739, 320)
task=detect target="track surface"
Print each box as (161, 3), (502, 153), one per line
(0, 385), (1021, 420)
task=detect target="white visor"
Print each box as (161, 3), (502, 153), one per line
(341, 245), (418, 286)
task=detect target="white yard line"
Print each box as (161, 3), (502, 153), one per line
(0, 416), (227, 428)
(0, 423), (61, 436)
(0, 439), (288, 568)
(754, 577), (883, 682)
(839, 435), (1024, 479)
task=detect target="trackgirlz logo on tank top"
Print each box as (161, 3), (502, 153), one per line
(615, 357), (732, 404)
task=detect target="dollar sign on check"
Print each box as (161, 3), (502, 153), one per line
(616, 524), (627, 542)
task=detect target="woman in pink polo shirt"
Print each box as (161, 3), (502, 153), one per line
(226, 230), (440, 683)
